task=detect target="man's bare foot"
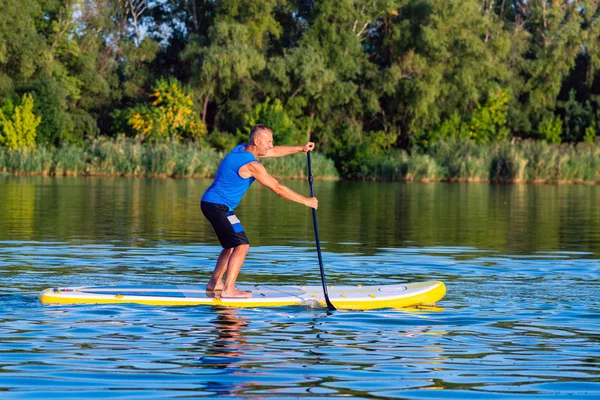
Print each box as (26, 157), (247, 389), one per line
(206, 281), (224, 292)
(220, 288), (252, 298)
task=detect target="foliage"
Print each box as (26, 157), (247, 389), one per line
(468, 90), (511, 143)
(0, 93), (41, 149)
(539, 115), (563, 144)
(0, 0), (599, 179)
(423, 89), (511, 147)
(262, 151), (338, 179)
(1, 137), (600, 184)
(0, 136), (339, 179)
(32, 76), (75, 145)
(428, 139), (490, 181)
(206, 130), (241, 151)
(0, 0), (44, 96)
(0, 145), (53, 174)
(584, 120), (597, 143)
(52, 144), (86, 175)
(240, 98), (304, 145)
(126, 78), (207, 140)
(558, 90), (594, 143)
(425, 112), (469, 146)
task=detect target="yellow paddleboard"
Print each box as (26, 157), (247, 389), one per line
(39, 281), (446, 310)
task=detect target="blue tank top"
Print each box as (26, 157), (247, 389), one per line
(201, 144), (257, 210)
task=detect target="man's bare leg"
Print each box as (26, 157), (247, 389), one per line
(221, 244), (252, 298)
(206, 248), (234, 291)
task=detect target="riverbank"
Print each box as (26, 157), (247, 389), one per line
(358, 140), (600, 184)
(1, 137), (599, 184)
(0, 136), (339, 180)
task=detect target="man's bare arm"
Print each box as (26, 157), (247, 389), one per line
(244, 162), (318, 209)
(261, 142), (315, 158)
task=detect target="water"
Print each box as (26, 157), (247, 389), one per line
(1, 175), (599, 398)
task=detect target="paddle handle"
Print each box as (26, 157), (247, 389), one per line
(307, 152), (336, 310)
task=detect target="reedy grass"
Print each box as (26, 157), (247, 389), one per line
(53, 144), (86, 175)
(1, 138), (598, 183)
(0, 136), (339, 179)
(358, 150), (408, 180)
(488, 141), (527, 182)
(261, 152), (338, 179)
(428, 140), (490, 181)
(355, 150), (444, 181)
(88, 136), (145, 176)
(355, 139), (600, 184)
(405, 153), (444, 181)
(557, 142), (600, 183)
(0, 146), (53, 174)
(520, 140), (561, 182)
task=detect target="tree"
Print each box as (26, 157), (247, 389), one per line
(377, 0), (512, 144)
(126, 77), (207, 140)
(240, 97), (304, 145)
(0, 93), (41, 149)
(181, 0), (283, 131)
(0, 0), (45, 97)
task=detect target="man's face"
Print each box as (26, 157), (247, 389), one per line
(256, 130), (274, 156)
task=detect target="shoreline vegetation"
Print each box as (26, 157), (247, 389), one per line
(3, 2), (600, 185)
(0, 137), (339, 180)
(1, 137), (599, 184)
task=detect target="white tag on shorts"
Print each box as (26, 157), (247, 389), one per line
(227, 215), (241, 225)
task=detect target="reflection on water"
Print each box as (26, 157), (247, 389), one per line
(0, 176), (599, 398)
(1, 176), (599, 254)
(201, 308), (250, 396)
(206, 309), (248, 364)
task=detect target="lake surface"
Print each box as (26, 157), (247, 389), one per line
(1, 175), (599, 399)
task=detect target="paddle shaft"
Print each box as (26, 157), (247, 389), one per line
(307, 152), (336, 310)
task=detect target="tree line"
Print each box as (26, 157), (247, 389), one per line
(1, 0), (599, 177)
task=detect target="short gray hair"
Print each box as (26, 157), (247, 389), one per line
(248, 124), (272, 143)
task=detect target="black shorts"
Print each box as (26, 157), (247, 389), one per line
(201, 201), (250, 249)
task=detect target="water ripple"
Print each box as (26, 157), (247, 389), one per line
(2, 243), (597, 398)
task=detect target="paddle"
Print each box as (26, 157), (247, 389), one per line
(307, 151), (336, 311)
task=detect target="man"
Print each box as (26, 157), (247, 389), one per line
(201, 124), (318, 298)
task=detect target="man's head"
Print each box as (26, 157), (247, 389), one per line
(248, 124), (273, 156)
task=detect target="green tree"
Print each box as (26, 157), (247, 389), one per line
(32, 76), (75, 145)
(558, 89), (594, 142)
(507, 1), (586, 135)
(181, 0), (283, 131)
(240, 97), (304, 145)
(468, 89), (511, 143)
(126, 77), (207, 140)
(538, 114), (563, 144)
(263, 0), (397, 169)
(377, 0), (512, 143)
(0, 0), (45, 96)
(0, 93), (41, 149)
